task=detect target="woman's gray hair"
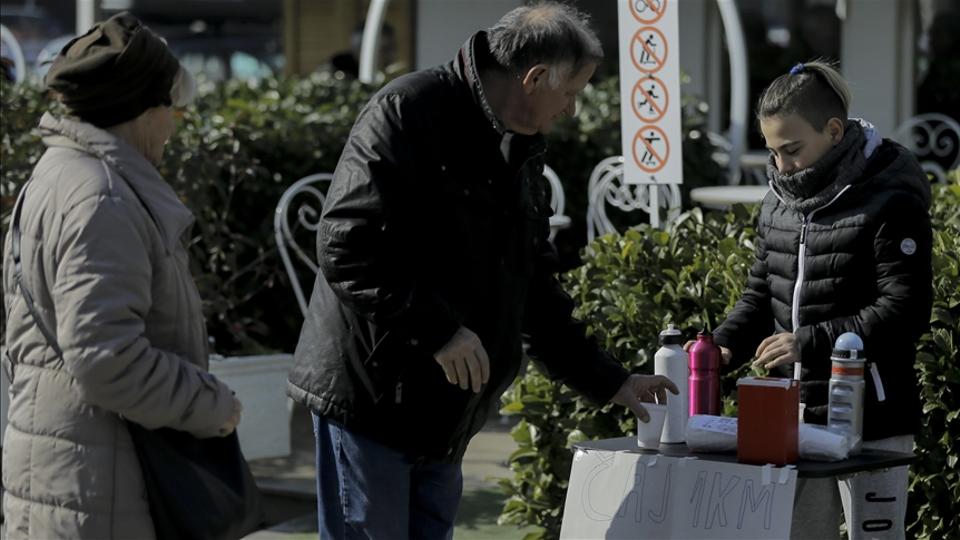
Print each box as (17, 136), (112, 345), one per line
(487, 2), (602, 87)
(170, 63), (197, 107)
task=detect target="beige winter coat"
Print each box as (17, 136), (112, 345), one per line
(1, 113), (235, 539)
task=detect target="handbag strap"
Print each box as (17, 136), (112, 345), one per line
(8, 182), (65, 384)
(7, 147), (171, 386)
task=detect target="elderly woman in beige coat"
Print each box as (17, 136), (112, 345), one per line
(1, 13), (242, 539)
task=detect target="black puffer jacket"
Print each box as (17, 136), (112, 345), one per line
(715, 140), (932, 441)
(288, 32), (628, 462)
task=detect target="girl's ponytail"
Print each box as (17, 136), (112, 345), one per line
(757, 58), (851, 130)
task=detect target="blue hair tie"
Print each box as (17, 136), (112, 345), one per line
(789, 63), (805, 75)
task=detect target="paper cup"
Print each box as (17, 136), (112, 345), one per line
(636, 403), (667, 449)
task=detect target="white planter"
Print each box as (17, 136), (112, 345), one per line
(209, 353), (295, 461)
(0, 350), (293, 461)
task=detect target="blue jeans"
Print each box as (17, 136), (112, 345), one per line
(312, 413), (463, 540)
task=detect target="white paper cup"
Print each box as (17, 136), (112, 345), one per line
(636, 403), (667, 449)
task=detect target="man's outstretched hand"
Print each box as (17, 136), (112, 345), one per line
(610, 374), (680, 422)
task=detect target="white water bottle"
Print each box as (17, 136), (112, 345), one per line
(654, 324), (689, 444)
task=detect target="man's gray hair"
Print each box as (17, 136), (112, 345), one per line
(487, 2), (603, 87)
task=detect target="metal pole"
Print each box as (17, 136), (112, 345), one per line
(359, 0), (389, 84)
(76, 0), (97, 35)
(649, 185), (660, 228)
(716, 0), (749, 185)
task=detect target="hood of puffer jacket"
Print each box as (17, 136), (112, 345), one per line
(36, 111), (193, 254)
(854, 118), (932, 210)
(864, 140), (933, 209)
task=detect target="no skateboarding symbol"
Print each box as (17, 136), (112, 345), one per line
(630, 26), (668, 74)
(632, 126), (670, 173)
(630, 0), (667, 24)
(631, 75), (669, 123)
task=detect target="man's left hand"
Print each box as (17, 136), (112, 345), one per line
(610, 374), (679, 422)
(753, 333), (801, 370)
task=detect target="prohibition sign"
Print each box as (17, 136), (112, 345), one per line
(629, 0), (667, 25)
(630, 26), (668, 74)
(632, 125), (670, 173)
(631, 75), (669, 123)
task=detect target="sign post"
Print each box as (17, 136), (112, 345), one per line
(618, 0), (683, 227)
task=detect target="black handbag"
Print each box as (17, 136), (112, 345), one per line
(10, 174), (266, 539)
(126, 423), (265, 539)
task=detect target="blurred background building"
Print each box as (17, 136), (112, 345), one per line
(2, 0), (958, 150)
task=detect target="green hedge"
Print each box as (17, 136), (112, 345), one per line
(498, 174), (960, 539)
(1, 74), (723, 353)
(1, 75), (374, 353)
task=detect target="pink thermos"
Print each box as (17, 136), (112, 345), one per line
(689, 329), (721, 415)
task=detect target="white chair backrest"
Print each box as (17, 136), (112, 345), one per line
(586, 156), (681, 242)
(542, 164), (569, 242)
(542, 165), (565, 216)
(274, 173), (334, 318)
(893, 113), (960, 183)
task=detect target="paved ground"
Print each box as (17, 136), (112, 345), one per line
(244, 404), (529, 539)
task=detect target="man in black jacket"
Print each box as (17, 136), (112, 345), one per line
(288, 3), (678, 538)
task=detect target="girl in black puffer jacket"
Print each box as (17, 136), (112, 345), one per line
(713, 60), (932, 539)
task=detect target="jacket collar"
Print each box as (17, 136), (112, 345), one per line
(453, 31), (547, 165)
(37, 112), (193, 254)
(454, 31), (506, 135)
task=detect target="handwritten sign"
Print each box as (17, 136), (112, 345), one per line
(560, 446), (797, 539)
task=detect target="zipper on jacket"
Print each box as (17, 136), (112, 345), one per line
(791, 215), (808, 334)
(395, 380), (403, 404)
(790, 214), (810, 381)
(779, 184), (854, 380)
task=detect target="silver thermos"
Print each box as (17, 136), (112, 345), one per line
(827, 332), (866, 455)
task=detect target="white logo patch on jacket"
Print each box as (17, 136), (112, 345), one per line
(900, 238), (917, 255)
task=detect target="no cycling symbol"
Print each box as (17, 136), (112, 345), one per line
(631, 75), (669, 123)
(630, 26), (668, 74)
(630, 0), (667, 24)
(632, 126), (670, 173)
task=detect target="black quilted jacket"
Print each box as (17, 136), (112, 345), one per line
(715, 140), (933, 440)
(287, 32), (628, 462)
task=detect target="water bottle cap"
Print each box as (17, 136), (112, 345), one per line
(659, 324), (684, 345)
(832, 332), (865, 360)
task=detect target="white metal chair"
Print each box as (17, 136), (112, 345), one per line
(542, 164), (570, 241)
(0, 24), (27, 84)
(586, 156), (681, 242)
(274, 173), (333, 318)
(893, 113), (960, 183)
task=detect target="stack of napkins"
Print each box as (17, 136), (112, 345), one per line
(685, 415), (852, 461)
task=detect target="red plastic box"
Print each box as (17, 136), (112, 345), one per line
(737, 377), (800, 465)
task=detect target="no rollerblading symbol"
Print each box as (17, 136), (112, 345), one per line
(630, 27), (668, 74)
(632, 126), (670, 174)
(630, 0), (667, 24)
(631, 75), (669, 123)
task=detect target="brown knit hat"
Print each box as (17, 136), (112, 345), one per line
(45, 12), (180, 128)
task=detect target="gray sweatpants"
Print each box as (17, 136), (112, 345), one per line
(790, 435), (913, 540)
